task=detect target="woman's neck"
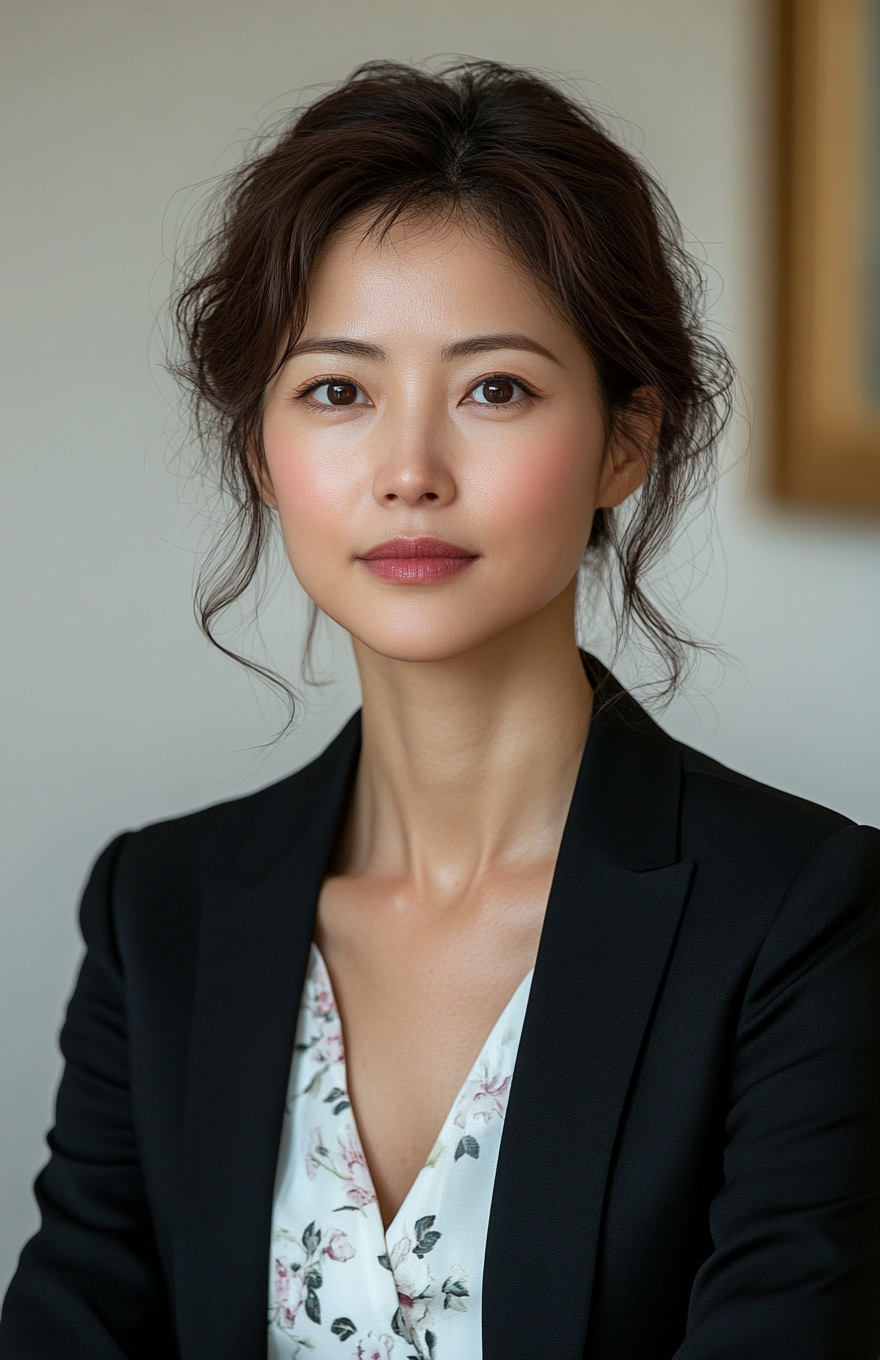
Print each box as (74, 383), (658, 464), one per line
(340, 581), (593, 897)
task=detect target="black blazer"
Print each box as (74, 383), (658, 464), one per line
(1, 662), (878, 1360)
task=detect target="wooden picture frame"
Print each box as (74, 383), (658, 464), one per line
(775, 0), (880, 507)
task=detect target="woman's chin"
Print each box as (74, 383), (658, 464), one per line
(347, 620), (526, 667)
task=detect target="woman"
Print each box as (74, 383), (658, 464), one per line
(1, 60), (877, 1360)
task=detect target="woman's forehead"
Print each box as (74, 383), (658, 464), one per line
(303, 213), (573, 350)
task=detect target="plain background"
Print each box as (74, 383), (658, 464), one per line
(2, 0), (879, 1294)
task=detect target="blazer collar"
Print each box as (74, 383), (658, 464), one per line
(174, 715), (361, 1360)
(482, 658), (693, 1359)
(173, 661), (692, 1360)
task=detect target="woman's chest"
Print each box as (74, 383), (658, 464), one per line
(313, 875), (546, 1226)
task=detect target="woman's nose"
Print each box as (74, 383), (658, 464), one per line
(371, 422), (457, 508)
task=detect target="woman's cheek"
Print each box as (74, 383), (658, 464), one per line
(475, 428), (598, 556)
(268, 443), (360, 558)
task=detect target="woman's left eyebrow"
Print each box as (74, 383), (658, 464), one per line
(440, 333), (560, 364)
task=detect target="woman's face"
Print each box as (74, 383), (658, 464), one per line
(261, 216), (647, 663)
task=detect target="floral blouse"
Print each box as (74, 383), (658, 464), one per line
(268, 945), (533, 1360)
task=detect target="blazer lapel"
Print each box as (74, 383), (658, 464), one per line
(174, 715), (361, 1360)
(482, 665), (694, 1360)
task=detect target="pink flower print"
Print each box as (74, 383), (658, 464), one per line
(273, 1256), (304, 1330)
(353, 1335), (393, 1360)
(459, 1067), (511, 1125)
(273, 1255), (291, 1305)
(472, 1071), (511, 1121)
(325, 1229), (355, 1262)
(337, 1128), (377, 1209)
(314, 987), (335, 1019)
(389, 1236), (435, 1336)
(319, 1029), (345, 1066)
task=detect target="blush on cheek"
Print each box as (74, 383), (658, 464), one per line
(265, 446), (359, 551)
(481, 433), (599, 552)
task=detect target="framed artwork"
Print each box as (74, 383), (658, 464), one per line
(775, 0), (880, 507)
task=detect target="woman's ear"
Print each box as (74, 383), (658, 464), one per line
(596, 386), (663, 509)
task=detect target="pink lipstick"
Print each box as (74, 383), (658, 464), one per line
(358, 536), (478, 583)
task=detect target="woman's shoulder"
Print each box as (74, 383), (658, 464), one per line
(589, 659), (875, 886)
(674, 734), (854, 837)
(672, 734), (879, 907)
(587, 657), (875, 876)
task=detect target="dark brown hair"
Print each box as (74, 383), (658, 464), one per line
(172, 59), (733, 717)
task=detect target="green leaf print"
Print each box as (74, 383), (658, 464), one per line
(442, 1267), (470, 1312)
(323, 1086), (350, 1114)
(413, 1215), (442, 1258)
(303, 1068), (325, 1098)
(330, 1317), (357, 1340)
(424, 1140), (446, 1168)
(305, 1286), (321, 1325)
(391, 1306), (412, 1341)
(454, 1135), (480, 1161)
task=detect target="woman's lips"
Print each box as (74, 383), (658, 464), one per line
(358, 536), (478, 583)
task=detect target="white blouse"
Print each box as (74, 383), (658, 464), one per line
(269, 945), (533, 1360)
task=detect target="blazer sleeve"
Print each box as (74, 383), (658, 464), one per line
(0, 835), (179, 1360)
(675, 822), (880, 1359)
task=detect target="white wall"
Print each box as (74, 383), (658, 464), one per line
(1, 0), (878, 1292)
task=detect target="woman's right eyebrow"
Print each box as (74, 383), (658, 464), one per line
(289, 337), (387, 361)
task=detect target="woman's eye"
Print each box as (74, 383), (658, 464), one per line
(309, 380), (367, 407)
(470, 377), (524, 405)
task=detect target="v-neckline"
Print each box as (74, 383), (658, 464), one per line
(310, 943), (534, 1240)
